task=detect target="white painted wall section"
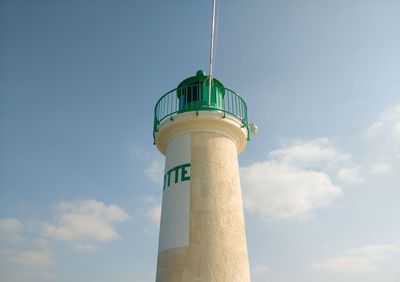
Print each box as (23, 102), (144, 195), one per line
(158, 133), (191, 253)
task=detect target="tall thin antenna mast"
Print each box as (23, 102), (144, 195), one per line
(208, 0), (217, 106)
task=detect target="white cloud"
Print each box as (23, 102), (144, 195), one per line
(393, 122), (400, 138)
(0, 201), (129, 281)
(0, 248), (55, 267)
(251, 263), (271, 281)
(32, 238), (52, 249)
(252, 264), (270, 273)
(75, 243), (97, 251)
(312, 243), (400, 272)
(43, 199), (129, 242)
(242, 162), (342, 219)
(337, 167), (364, 184)
(0, 271), (56, 282)
(145, 204), (161, 225)
(365, 103), (400, 170)
(268, 138), (357, 175)
(140, 196), (162, 225)
(366, 122), (384, 138)
(269, 138), (349, 168)
(0, 217), (55, 279)
(241, 138), (352, 219)
(130, 144), (152, 159)
(145, 159), (164, 186)
(0, 218), (24, 233)
(370, 162), (392, 175)
(131, 145), (164, 186)
(367, 104), (400, 141)
(54, 199), (129, 222)
(0, 218), (25, 245)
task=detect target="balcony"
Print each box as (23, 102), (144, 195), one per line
(153, 72), (249, 144)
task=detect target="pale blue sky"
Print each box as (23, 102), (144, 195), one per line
(1, 1), (399, 281)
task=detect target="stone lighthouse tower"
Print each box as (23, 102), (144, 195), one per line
(153, 70), (251, 281)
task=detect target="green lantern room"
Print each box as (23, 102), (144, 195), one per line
(177, 70), (225, 112)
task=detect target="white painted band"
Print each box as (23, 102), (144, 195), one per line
(158, 133), (191, 253)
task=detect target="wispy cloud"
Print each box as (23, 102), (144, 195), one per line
(0, 248), (55, 267)
(43, 199), (129, 242)
(145, 159), (164, 186)
(312, 243), (400, 272)
(268, 138), (349, 169)
(251, 263), (271, 281)
(0, 216), (56, 281)
(337, 167), (364, 184)
(145, 204), (161, 225)
(75, 243), (97, 251)
(0, 218), (24, 233)
(0, 199), (129, 281)
(366, 104), (400, 140)
(370, 162), (392, 175)
(363, 103), (400, 178)
(0, 218), (25, 245)
(366, 103), (400, 159)
(252, 264), (270, 273)
(139, 196), (162, 226)
(131, 144), (164, 186)
(0, 270), (56, 282)
(0, 217), (55, 278)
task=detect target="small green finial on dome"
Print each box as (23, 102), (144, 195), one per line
(196, 70), (206, 77)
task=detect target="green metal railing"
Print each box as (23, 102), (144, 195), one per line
(153, 82), (249, 144)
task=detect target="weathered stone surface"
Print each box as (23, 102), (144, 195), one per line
(156, 131), (250, 282)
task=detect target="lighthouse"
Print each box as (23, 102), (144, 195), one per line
(153, 70), (251, 281)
